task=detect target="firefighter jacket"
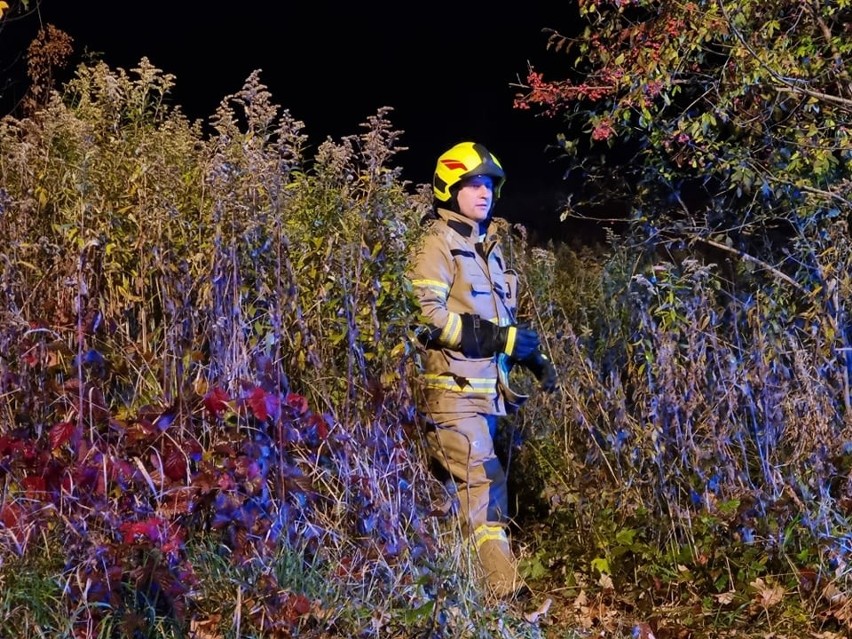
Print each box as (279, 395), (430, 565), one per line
(408, 207), (522, 416)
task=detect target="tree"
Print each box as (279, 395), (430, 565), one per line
(516, 0), (851, 279)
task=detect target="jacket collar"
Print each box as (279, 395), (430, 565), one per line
(435, 207), (490, 240)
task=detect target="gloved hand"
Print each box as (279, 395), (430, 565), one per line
(460, 314), (540, 360)
(520, 349), (558, 392)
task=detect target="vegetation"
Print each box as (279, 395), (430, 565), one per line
(510, 0), (852, 636)
(0, 42), (515, 638)
(0, 3), (850, 637)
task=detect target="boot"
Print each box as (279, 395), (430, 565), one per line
(477, 536), (525, 600)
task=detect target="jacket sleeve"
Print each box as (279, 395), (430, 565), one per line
(408, 232), (462, 350)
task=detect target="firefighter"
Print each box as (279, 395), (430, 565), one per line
(408, 141), (557, 599)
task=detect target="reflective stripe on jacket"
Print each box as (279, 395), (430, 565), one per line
(409, 207), (518, 415)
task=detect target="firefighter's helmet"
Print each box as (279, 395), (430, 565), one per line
(433, 142), (506, 202)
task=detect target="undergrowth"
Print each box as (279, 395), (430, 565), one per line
(1, 29), (852, 639)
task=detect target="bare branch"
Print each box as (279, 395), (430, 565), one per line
(683, 233), (807, 293)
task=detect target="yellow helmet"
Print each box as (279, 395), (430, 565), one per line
(433, 142), (506, 203)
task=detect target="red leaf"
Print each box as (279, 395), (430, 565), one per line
(49, 421), (77, 450)
(0, 435), (13, 455)
(119, 516), (166, 544)
(285, 392), (309, 415)
(161, 523), (186, 556)
(310, 414), (329, 440)
(160, 488), (196, 517)
(0, 504), (22, 528)
(248, 387), (269, 421)
(127, 418), (158, 443)
(291, 593), (311, 616)
(108, 457), (134, 485)
(21, 475), (46, 498)
(203, 387), (230, 416)
(163, 445), (188, 481)
(20, 440), (40, 463)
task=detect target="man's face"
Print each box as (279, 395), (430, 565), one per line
(456, 175), (494, 223)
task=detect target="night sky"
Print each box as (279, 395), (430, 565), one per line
(2, 2), (580, 239)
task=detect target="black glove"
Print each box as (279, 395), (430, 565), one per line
(521, 350), (558, 392)
(459, 314), (540, 360)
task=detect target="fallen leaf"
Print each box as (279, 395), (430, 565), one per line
(750, 577), (785, 608)
(524, 597), (552, 624)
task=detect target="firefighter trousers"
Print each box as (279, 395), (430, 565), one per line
(424, 412), (522, 598)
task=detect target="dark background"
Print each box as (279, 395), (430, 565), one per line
(1, 2), (581, 240)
